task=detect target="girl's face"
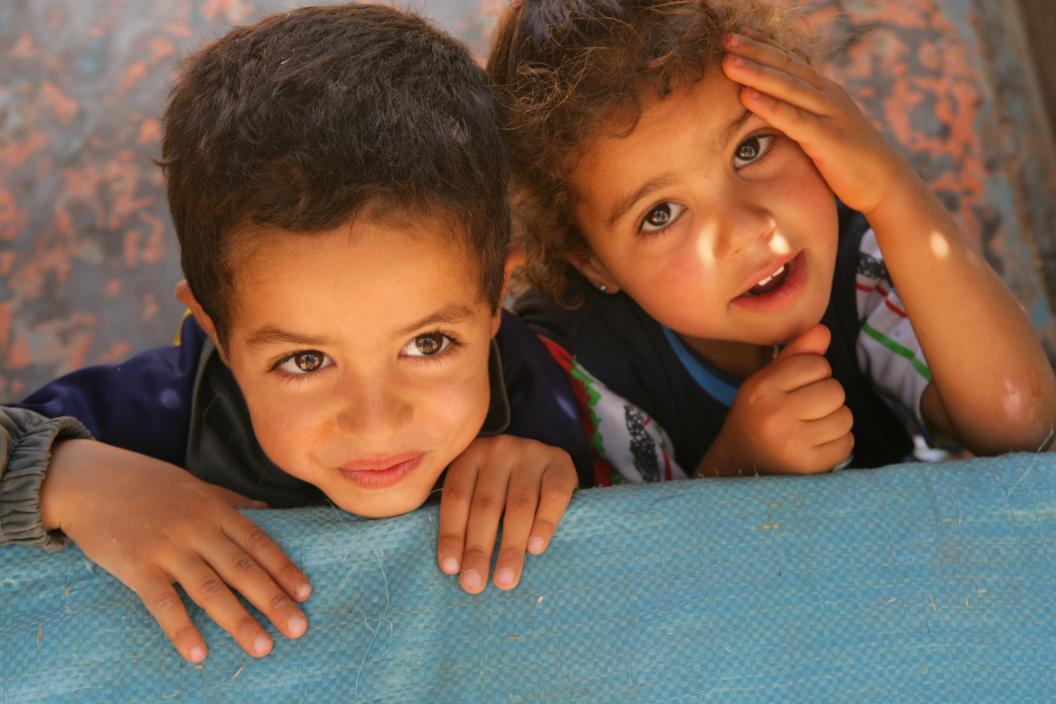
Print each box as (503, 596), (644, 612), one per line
(568, 69), (838, 352)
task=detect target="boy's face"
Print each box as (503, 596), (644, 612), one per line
(188, 211), (500, 518)
(568, 68), (838, 351)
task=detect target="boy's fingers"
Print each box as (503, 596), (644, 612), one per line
(459, 461), (513, 595)
(225, 514), (312, 602)
(130, 570), (208, 663)
(215, 486), (268, 510)
(437, 459), (480, 575)
(173, 555), (275, 659)
(491, 470), (542, 590)
(206, 542), (308, 641)
(528, 461), (577, 555)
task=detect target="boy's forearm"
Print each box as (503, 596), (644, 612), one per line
(864, 170), (1056, 452)
(0, 407), (91, 550)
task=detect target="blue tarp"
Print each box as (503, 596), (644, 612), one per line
(3, 453), (1055, 702)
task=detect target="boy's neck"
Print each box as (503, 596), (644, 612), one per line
(678, 334), (774, 381)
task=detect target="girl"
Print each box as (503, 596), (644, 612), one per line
(488, 0), (1056, 483)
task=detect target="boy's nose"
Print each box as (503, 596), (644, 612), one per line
(334, 377), (413, 443)
(712, 197), (775, 260)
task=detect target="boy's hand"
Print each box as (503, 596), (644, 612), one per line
(698, 324), (854, 476)
(41, 439), (311, 663)
(722, 32), (910, 218)
(436, 435), (577, 594)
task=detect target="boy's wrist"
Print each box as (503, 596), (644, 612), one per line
(40, 438), (92, 533)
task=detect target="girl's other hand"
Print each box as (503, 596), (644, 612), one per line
(697, 324), (855, 476)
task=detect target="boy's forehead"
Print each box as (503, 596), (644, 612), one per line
(223, 211), (487, 329)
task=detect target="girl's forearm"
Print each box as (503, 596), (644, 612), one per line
(863, 168), (1056, 453)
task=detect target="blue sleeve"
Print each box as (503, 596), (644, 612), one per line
(7, 315), (206, 469)
(495, 310), (594, 487)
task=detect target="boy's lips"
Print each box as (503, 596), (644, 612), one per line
(731, 250), (807, 312)
(338, 451), (423, 489)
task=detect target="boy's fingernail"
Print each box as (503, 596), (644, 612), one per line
(494, 567), (514, 587)
(528, 536), (545, 553)
(254, 635), (273, 656)
(189, 645), (206, 663)
(296, 583), (312, 600)
(288, 615), (307, 637)
(462, 569), (483, 590)
(727, 33), (740, 46)
(441, 557), (460, 574)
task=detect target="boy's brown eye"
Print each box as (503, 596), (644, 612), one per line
(293, 352), (325, 372)
(412, 333), (446, 356)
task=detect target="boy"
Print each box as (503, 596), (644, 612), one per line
(0, 4), (589, 663)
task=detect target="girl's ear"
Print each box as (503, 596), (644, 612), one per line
(567, 247), (620, 294)
(174, 280), (228, 362)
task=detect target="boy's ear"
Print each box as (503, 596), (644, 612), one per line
(174, 280), (226, 359)
(491, 252), (524, 337)
(567, 247), (620, 294)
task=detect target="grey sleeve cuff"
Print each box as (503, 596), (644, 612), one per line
(0, 408), (93, 551)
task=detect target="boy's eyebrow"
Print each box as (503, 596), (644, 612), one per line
(245, 327), (335, 348)
(397, 305), (474, 336)
(605, 108), (754, 229)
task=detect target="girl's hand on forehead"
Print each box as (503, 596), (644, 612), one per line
(722, 32), (911, 218)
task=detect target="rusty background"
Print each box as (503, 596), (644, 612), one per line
(2, 0), (1055, 399)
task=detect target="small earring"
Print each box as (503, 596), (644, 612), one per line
(597, 283), (608, 293)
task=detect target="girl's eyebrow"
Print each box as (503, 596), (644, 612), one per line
(605, 109), (754, 228)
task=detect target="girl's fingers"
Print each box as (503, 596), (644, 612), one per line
(171, 555), (275, 659)
(129, 569), (208, 663)
(458, 460), (514, 595)
(528, 458), (577, 555)
(723, 55), (831, 118)
(436, 458), (479, 576)
(811, 428), (857, 469)
(724, 33), (822, 88)
(786, 377), (847, 421)
(224, 514), (312, 603)
(804, 404), (855, 446)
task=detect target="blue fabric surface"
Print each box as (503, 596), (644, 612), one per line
(3, 454), (1055, 702)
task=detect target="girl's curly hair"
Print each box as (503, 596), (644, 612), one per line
(487, 0), (817, 304)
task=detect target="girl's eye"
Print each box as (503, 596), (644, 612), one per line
(401, 332), (452, 358)
(640, 202), (685, 233)
(733, 134), (774, 168)
(277, 350), (333, 375)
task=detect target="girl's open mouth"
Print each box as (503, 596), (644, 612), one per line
(732, 251), (807, 312)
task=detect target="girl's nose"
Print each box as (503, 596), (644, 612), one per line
(712, 198), (775, 260)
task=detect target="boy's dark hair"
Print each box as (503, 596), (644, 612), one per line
(487, 0), (812, 303)
(162, 4), (509, 345)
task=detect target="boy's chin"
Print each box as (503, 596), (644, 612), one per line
(331, 488), (433, 520)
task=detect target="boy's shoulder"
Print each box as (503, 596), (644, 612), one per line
(494, 310), (594, 485)
(11, 314), (209, 468)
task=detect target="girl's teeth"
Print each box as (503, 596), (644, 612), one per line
(756, 264), (785, 287)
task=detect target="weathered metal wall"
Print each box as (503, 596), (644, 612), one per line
(2, 0), (1054, 398)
